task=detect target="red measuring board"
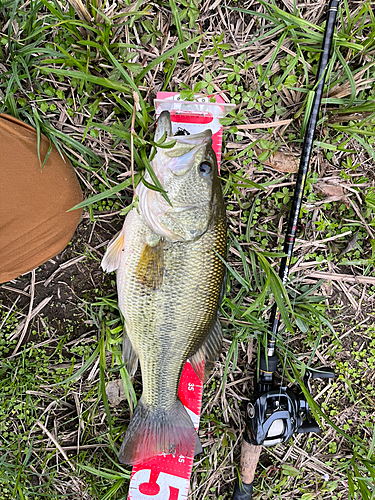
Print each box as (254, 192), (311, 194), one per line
(127, 92), (234, 500)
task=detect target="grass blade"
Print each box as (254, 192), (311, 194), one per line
(36, 67), (132, 94)
(135, 34), (201, 84)
(68, 177), (138, 211)
(169, 0), (190, 64)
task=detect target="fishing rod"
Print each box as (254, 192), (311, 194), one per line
(232, 0), (339, 497)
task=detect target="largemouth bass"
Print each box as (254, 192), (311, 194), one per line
(101, 111), (226, 465)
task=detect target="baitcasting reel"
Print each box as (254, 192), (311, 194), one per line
(245, 366), (335, 447)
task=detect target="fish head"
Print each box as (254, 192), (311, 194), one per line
(137, 111), (222, 242)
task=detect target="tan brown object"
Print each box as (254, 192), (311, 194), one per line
(0, 114), (83, 283)
(239, 441), (262, 484)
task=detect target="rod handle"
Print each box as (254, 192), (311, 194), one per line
(232, 441), (262, 499)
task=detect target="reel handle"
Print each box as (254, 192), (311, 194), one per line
(297, 421), (320, 433)
(232, 440), (262, 499)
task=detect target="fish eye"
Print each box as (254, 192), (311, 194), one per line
(198, 161), (212, 177)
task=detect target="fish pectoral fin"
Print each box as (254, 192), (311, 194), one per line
(101, 231), (124, 272)
(135, 240), (164, 289)
(122, 325), (138, 376)
(189, 317), (223, 383)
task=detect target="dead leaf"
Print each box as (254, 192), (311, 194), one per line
(339, 231), (359, 257)
(314, 182), (344, 197)
(263, 151), (299, 173)
(314, 182), (350, 207)
(106, 379), (126, 406)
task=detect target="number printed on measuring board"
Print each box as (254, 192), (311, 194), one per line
(130, 469), (189, 500)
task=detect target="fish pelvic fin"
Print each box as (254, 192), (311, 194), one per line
(189, 317), (223, 383)
(118, 398), (196, 465)
(122, 324), (138, 376)
(101, 231), (124, 273)
(135, 239), (164, 289)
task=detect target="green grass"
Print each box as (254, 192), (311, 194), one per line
(1, 0), (375, 498)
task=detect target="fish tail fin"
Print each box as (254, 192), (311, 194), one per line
(118, 398), (196, 465)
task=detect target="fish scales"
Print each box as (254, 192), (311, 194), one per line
(102, 111), (227, 465)
(119, 210), (226, 409)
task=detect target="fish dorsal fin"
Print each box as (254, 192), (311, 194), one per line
(122, 324), (138, 376)
(135, 239), (164, 289)
(101, 231), (124, 272)
(189, 317), (223, 383)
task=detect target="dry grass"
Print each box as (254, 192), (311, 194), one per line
(0, 0), (375, 498)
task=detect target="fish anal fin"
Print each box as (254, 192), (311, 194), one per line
(190, 317), (223, 383)
(101, 231), (124, 273)
(122, 324), (138, 376)
(190, 351), (205, 383)
(136, 240), (164, 289)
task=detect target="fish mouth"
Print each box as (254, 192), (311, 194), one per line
(171, 129), (212, 142)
